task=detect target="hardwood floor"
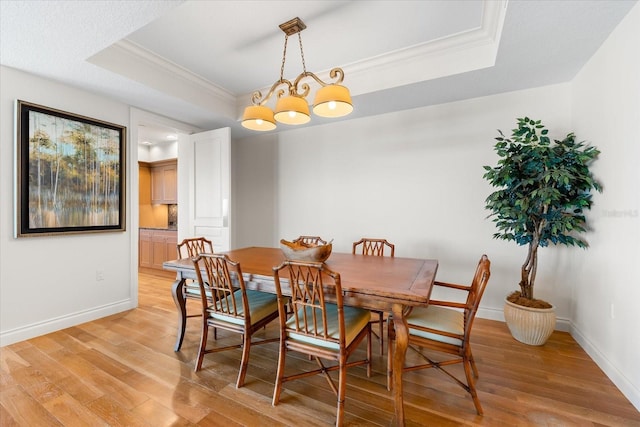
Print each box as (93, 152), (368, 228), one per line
(1, 270), (639, 426)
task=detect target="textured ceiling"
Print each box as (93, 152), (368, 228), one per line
(1, 0), (637, 142)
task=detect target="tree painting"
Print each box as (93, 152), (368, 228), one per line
(26, 110), (122, 229)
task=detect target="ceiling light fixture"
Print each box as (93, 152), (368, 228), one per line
(241, 17), (353, 132)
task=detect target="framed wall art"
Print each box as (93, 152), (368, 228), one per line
(14, 100), (126, 237)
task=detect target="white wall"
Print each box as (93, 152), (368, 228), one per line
(570, 2), (640, 410)
(0, 66), (135, 346)
(237, 84), (574, 324)
(233, 133), (279, 248)
(278, 86), (580, 320)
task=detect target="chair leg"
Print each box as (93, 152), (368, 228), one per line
(463, 355), (483, 415)
(236, 332), (252, 388)
(367, 326), (372, 378)
(469, 348), (479, 378)
(387, 320), (394, 391)
(194, 320), (209, 372)
(272, 339), (286, 406)
(369, 311), (385, 355)
(378, 312), (384, 355)
(336, 360), (347, 427)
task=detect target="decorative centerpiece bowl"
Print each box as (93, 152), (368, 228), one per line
(280, 239), (332, 262)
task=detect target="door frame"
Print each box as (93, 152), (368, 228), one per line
(129, 108), (202, 305)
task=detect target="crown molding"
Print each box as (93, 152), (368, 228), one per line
(89, 0), (507, 122)
(88, 39), (237, 118)
(338, 0), (508, 96)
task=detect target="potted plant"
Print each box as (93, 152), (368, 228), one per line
(483, 117), (601, 345)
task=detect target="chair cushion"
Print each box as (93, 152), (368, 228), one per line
(185, 283), (204, 296)
(209, 290), (278, 326)
(286, 305), (370, 351)
(185, 283), (215, 300)
(406, 305), (464, 346)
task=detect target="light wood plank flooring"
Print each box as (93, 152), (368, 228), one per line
(1, 270), (638, 426)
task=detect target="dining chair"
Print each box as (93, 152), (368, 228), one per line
(176, 237), (214, 340)
(293, 235), (328, 246)
(352, 237), (395, 354)
(387, 254), (491, 415)
(272, 260), (372, 427)
(192, 253), (280, 388)
(178, 236), (214, 258)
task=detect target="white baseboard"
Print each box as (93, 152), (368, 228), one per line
(0, 299), (135, 347)
(478, 306), (639, 412)
(571, 323), (640, 412)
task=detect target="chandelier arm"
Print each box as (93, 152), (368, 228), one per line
(296, 82), (310, 98)
(327, 68), (345, 84)
(243, 17), (352, 129)
(251, 79), (294, 106)
(291, 68), (346, 97)
(250, 91), (263, 105)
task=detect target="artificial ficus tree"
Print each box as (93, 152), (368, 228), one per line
(483, 117), (602, 306)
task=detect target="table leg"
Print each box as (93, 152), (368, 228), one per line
(391, 302), (408, 426)
(171, 277), (187, 352)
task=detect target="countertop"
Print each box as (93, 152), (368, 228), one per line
(139, 227), (177, 231)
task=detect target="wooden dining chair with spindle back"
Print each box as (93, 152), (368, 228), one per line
(272, 260), (372, 427)
(192, 253), (280, 388)
(178, 236), (214, 258)
(387, 254), (491, 415)
(352, 237), (395, 354)
(176, 237), (214, 343)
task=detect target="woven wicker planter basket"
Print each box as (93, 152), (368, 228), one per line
(504, 298), (556, 346)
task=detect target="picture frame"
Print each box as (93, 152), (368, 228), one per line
(14, 100), (126, 237)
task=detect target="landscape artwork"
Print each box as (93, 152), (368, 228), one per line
(15, 100), (126, 237)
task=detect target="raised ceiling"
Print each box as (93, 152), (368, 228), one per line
(1, 0), (636, 141)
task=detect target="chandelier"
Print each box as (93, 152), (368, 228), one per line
(241, 17), (353, 131)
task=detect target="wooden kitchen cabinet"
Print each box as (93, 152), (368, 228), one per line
(139, 163), (152, 205)
(139, 229), (153, 268)
(139, 229), (177, 270)
(151, 160), (177, 204)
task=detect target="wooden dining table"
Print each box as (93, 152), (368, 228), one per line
(163, 246), (438, 426)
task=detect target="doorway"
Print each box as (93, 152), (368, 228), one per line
(129, 108), (202, 302)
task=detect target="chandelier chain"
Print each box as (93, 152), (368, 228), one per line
(241, 17), (353, 131)
(298, 33), (307, 74)
(280, 35), (289, 81)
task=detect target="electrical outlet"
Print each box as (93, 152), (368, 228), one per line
(96, 270), (104, 281)
(610, 303), (615, 320)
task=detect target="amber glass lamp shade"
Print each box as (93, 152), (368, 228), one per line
(274, 95), (311, 125)
(241, 105), (276, 131)
(312, 84), (353, 118)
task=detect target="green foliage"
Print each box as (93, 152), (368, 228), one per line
(483, 117), (602, 300)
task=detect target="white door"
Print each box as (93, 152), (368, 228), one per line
(177, 127), (231, 252)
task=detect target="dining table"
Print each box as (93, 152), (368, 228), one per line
(163, 246), (438, 426)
